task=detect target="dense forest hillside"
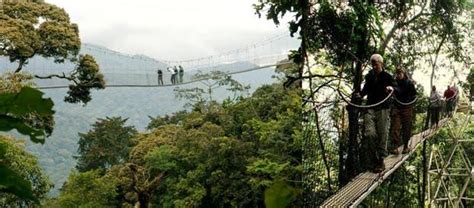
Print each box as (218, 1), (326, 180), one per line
(1, 44), (278, 195)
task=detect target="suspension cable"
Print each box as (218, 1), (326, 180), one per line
(394, 96), (418, 106)
(37, 61), (292, 90)
(337, 87), (394, 109)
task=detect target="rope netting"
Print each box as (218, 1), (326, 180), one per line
(36, 60), (293, 89)
(301, 70), (448, 206)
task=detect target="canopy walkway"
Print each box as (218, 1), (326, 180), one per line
(320, 118), (449, 207)
(36, 61), (292, 90)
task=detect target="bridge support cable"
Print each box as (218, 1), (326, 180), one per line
(320, 118), (450, 207)
(36, 61), (293, 90)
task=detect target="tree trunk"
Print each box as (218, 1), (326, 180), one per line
(137, 192), (150, 208)
(15, 59), (26, 73)
(343, 3), (370, 184)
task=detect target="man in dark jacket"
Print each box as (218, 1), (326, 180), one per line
(390, 68), (417, 154)
(358, 54), (398, 173)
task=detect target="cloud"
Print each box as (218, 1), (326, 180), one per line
(45, 0), (294, 60)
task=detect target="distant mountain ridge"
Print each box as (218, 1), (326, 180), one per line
(0, 43), (169, 74)
(1, 43), (264, 77)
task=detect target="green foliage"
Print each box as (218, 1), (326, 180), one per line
(264, 181), (299, 208)
(0, 1), (105, 105)
(76, 117), (137, 172)
(145, 125), (255, 207)
(0, 74), (54, 203)
(464, 66), (474, 99)
(0, 86), (54, 143)
(64, 55), (106, 104)
(0, 142), (37, 205)
(362, 164), (420, 207)
(253, 0), (306, 35)
(0, 165), (37, 204)
(146, 111), (187, 130)
(55, 170), (118, 208)
(57, 82), (302, 207)
(0, 136), (52, 206)
(174, 71), (250, 109)
(0, 72), (35, 93)
(0, 1), (80, 66)
(256, 1), (470, 205)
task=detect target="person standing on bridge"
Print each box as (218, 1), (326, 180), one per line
(430, 85), (442, 127)
(167, 66), (176, 84)
(179, 65), (184, 83)
(157, 69), (163, 85)
(443, 85), (455, 117)
(173, 66), (178, 85)
(356, 54), (398, 173)
(389, 68), (417, 155)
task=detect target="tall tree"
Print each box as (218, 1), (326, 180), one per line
(0, 136), (52, 207)
(75, 117), (137, 172)
(174, 70), (250, 111)
(0, 0), (105, 104)
(0, 72), (54, 204)
(54, 170), (118, 208)
(255, 2), (471, 207)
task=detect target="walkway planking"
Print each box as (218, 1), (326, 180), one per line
(320, 118), (449, 207)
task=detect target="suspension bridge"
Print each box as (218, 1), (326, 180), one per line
(304, 81), (473, 207)
(321, 118), (450, 207)
(19, 32), (299, 90)
(2, 23), (472, 207)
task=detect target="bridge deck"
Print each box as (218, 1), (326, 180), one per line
(320, 119), (448, 207)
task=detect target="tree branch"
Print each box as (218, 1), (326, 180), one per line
(302, 78), (338, 106)
(15, 59), (26, 73)
(284, 73), (338, 88)
(34, 73), (71, 80)
(378, 1), (430, 53)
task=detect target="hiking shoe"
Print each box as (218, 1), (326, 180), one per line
(402, 147), (411, 154)
(389, 148), (400, 155)
(371, 162), (385, 173)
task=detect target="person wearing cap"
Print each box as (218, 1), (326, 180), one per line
(356, 54), (398, 173)
(389, 68), (417, 154)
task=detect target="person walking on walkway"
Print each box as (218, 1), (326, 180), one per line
(173, 66), (178, 85)
(157, 69), (163, 85)
(444, 85), (455, 117)
(430, 85), (442, 127)
(357, 54), (398, 173)
(168, 67), (176, 84)
(178, 65), (184, 83)
(390, 68), (417, 154)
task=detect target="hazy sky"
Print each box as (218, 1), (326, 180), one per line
(45, 0), (293, 61)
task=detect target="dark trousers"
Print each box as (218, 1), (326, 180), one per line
(361, 108), (390, 169)
(430, 107), (441, 127)
(157, 76), (163, 85)
(446, 100), (454, 117)
(171, 75), (176, 84)
(390, 107), (413, 149)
